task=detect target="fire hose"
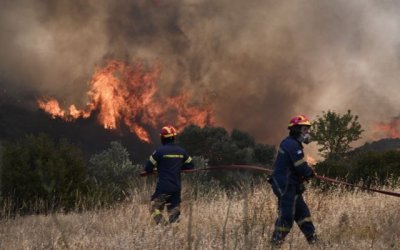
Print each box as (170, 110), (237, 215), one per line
(140, 164), (400, 198)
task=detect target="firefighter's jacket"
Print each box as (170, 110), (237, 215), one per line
(145, 142), (194, 193)
(272, 136), (314, 192)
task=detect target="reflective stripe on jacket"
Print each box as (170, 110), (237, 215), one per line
(272, 136), (314, 189)
(145, 142), (194, 192)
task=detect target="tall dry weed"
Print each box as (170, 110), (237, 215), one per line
(0, 180), (399, 249)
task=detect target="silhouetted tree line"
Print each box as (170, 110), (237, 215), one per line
(0, 134), (144, 215)
(0, 105), (153, 163)
(178, 125), (275, 166)
(0, 126), (275, 215)
(315, 150), (400, 187)
(177, 125), (276, 190)
(1, 110), (400, 215)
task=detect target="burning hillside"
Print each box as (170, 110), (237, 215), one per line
(372, 117), (400, 139)
(37, 60), (214, 143)
(1, 0), (400, 146)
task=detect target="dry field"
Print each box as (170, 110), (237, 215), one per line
(0, 180), (399, 250)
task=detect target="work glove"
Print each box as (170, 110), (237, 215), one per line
(301, 170), (315, 182)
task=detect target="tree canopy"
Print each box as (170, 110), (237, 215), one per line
(177, 125), (275, 166)
(311, 110), (364, 159)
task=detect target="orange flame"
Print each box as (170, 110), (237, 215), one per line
(372, 118), (400, 139)
(131, 124), (151, 143)
(37, 98), (65, 119)
(37, 60), (214, 142)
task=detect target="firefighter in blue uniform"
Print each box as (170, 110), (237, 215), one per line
(142, 125), (194, 225)
(270, 115), (318, 246)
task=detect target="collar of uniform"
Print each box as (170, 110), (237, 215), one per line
(163, 141), (175, 145)
(288, 135), (304, 148)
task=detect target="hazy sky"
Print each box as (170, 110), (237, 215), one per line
(1, 0), (399, 151)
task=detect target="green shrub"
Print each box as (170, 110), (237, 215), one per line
(88, 141), (141, 205)
(315, 150), (400, 187)
(351, 150), (400, 186)
(254, 143), (275, 165)
(315, 159), (352, 179)
(1, 134), (88, 214)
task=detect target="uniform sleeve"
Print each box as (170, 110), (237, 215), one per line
(284, 143), (314, 178)
(181, 151), (194, 170)
(144, 150), (159, 173)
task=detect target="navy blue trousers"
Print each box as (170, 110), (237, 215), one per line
(150, 191), (181, 224)
(271, 183), (315, 242)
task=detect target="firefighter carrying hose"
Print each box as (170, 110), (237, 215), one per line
(269, 115), (318, 246)
(141, 125), (194, 225)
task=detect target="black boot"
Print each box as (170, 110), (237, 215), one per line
(270, 238), (283, 248)
(271, 231), (286, 248)
(306, 233), (318, 245)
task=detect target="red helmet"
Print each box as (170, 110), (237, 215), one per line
(160, 125), (178, 138)
(288, 115), (311, 128)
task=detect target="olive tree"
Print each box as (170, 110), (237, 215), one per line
(311, 110), (364, 159)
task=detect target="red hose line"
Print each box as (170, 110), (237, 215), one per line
(140, 164), (400, 198)
(315, 175), (400, 197)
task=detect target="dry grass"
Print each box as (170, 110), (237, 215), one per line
(0, 181), (399, 250)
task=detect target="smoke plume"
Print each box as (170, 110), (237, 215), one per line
(1, 0), (400, 146)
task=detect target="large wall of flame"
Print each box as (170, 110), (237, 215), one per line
(1, 0), (400, 145)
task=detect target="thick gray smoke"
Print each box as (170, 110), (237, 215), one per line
(1, 0), (399, 146)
